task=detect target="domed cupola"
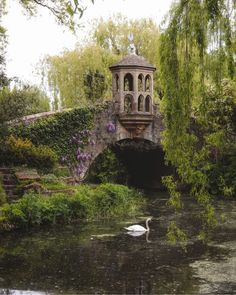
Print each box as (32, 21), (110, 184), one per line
(109, 49), (156, 137)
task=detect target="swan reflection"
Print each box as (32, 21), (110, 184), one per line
(126, 231), (145, 237)
(126, 230), (151, 243)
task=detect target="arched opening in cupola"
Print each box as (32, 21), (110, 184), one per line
(138, 95), (144, 112)
(145, 75), (151, 92)
(138, 74), (144, 91)
(145, 95), (151, 112)
(124, 94), (133, 113)
(124, 73), (133, 91)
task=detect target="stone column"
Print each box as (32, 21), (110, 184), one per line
(112, 73), (116, 98)
(150, 73), (153, 114)
(120, 71), (124, 112)
(133, 71), (138, 112)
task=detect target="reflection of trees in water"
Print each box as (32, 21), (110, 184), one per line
(0, 201), (235, 295)
(0, 228), (212, 294)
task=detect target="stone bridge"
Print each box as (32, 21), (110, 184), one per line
(78, 100), (165, 184)
(18, 52), (170, 188)
(75, 52), (170, 187)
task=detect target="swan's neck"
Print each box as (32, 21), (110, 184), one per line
(146, 219), (150, 231)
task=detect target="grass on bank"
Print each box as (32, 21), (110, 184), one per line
(0, 183), (144, 232)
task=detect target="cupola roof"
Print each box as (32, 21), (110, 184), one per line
(109, 54), (156, 71)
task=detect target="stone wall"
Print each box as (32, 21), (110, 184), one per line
(9, 101), (164, 181)
(78, 101), (163, 180)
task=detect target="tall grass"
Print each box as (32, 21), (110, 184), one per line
(0, 183), (144, 231)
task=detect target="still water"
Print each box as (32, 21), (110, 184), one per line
(0, 192), (235, 294)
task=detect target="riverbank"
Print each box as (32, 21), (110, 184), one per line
(0, 183), (144, 232)
(0, 192), (235, 294)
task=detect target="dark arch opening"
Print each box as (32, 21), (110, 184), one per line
(124, 94), (133, 113)
(87, 139), (173, 189)
(138, 74), (144, 91)
(138, 95), (144, 112)
(124, 73), (133, 91)
(145, 96), (151, 112)
(145, 75), (151, 92)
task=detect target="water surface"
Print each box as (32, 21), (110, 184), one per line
(0, 192), (235, 294)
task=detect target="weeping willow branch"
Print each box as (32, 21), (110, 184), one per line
(159, 0), (235, 241)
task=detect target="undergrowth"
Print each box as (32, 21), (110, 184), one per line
(0, 183), (144, 232)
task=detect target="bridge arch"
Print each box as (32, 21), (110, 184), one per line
(85, 137), (171, 189)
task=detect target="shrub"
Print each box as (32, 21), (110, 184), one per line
(0, 193), (86, 231)
(77, 183), (144, 219)
(41, 174), (61, 184)
(0, 184), (144, 231)
(0, 85), (50, 124)
(208, 144), (236, 197)
(93, 183), (144, 217)
(11, 107), (98, 160)
(87, 148), (127, 184)
(0, 135), (58, 171)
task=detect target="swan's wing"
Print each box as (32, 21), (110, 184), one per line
(124, 225), (146, 232)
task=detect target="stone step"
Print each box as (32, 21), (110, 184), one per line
(2, 173), (15, 178)
(3, 184), (16, 189)
(4, 186), (17, 193)
(0, 168), (13, 174)
(2, 175), (16, 182)
(5, 187), (18, 194)
(7, 195), (19, 201)
(0, 167), (19, 202)
(3, 177), (15, 183)
(3, 179), (16, 185)
(4, 189), (18, 194)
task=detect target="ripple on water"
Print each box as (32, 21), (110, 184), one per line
(0, 192), (235, 294)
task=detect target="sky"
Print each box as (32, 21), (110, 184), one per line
(3, 0), (174, 86)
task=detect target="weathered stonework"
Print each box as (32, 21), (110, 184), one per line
(12, 53), (165, 182)
(78, 100), (163, 180)
(77, 53), (164, 180)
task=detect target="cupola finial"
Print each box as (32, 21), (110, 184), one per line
(128, 32), (136, 55)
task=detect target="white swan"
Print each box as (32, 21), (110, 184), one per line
(124, 217), (152, 232)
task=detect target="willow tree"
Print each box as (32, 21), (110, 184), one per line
(43, 16), (161, 109)
(159, 0), (235, 242)
(43, 45), (118, 109)
(92, 16), (161, 98)
(0, 1), (8, 88)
